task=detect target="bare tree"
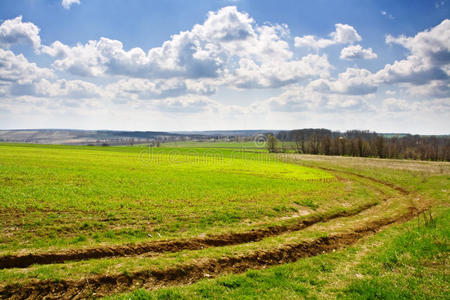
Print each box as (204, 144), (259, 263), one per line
(266, 134), (279, 153)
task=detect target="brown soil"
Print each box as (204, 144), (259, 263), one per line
(0, 206), (424, 300)
(0, 202), (377, 269)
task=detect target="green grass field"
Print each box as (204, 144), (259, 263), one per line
(0, 143), (337, 252)
(0, 142), (447, 299)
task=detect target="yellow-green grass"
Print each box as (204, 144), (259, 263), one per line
(0, 179), (408, 285)
(0, 143), (337, 253)
(111, 206), (448, 300)
(159, 141), (262, 148)
(107, 156), (449, 300)
(1, 143), (447, 299)
(159, 140), (297, 150)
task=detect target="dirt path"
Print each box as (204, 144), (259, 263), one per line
(0, 202), (377, 269)
(0, 206), (425, 300)
(298, 163), (410, 195)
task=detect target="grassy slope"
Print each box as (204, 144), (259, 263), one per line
(0, 143), (339, 252)
(0, 143), (447, 298)
(110, 154), (449, 299)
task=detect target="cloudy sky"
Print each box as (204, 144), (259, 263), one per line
(0, 0), (449, 133)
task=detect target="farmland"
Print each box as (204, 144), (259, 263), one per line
(0, 143), (448, 299)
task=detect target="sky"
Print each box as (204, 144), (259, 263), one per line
(0, 0), (449, 134)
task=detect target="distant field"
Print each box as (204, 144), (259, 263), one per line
(160, 141), (262, 148)
(159, 140), (297, 149)
(0, 143), (447, 299)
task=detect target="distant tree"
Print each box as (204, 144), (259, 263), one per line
(322, 135), (331, 155)
(309, 133), (320, 154)
(270, 128), (449, 161)
(266, 134), (279, 153)
(339, 137), (346, 156)
(294, 132), (305, 153)
(375, 136), (385, 158)
(357, 137), (364, 157)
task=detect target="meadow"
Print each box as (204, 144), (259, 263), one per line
(0, 142), (448, 299)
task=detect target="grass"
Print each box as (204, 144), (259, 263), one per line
(111, 207), (448, 300)
(159, 141), (263, 148)
(0, 143), (337, 252)
(0, 141), (448, 298)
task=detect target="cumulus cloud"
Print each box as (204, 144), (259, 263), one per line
(9, 78), (100, 99)
(0, 16), (41, 51)
(0, 49), (52, 84)
(105, 78), (215, 100)
(340, 45), (377, 60)
(405, 80), (450, 98)
(41, 7), (257, 78)
(0, 9), (448, 122)
(42, 7), (326, 89)
(376, 19), (450, 85)
(155, 96), (220, 113)
(382, 97), (450, 113)
(382, 97), (411, 112)
(309, 68), (377, 95)
(264, 83), (374, 113)
(228, 54), (331, 89)
(0, 48), (99, 99)
(294, 23), (361, 49)
(62, 0), (80, 10)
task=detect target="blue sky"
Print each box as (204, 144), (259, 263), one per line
(0, 0), (449, 133)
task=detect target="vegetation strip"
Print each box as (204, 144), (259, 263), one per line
(0, 202), (377, 269)
(295, 163), (411, 195)
(0, 207), (425, 300)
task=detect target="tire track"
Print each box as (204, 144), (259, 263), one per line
(0, 202), (377, 269)
(0, 206), (425, 300)
(305, 165), (410, 195)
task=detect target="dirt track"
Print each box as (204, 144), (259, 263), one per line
(0, 206), (424, 300)
(0, 201), (377, 269)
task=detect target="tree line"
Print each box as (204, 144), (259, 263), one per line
(266, 129), (450, 161)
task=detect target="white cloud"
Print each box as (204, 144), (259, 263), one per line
(42, 6), (327, 90)
(45, 79), (100, 98)
(61, 0), (80, 10)
(0, 49), (52, 84)
(405, 80), (450, 98)
(155, 95), (220, 113)
(385, 89), (396, 95)
(105, 78), (215, 100)
(309, 68), (377, 95)
(227, 54), (331, 89)
(294, 23), (361, 49)
(381, 10), (394, 20)
(382, 97), (411, 112)
(263, 83), (374, 113)
(0, 16), (41, 51)
(0, 48), (99, 99)
(382, 97), (450, 113)
(9, 77), (101, 99)
(340, 45), (377, 60)
(41, 7), (256, 78)
(376, 19), (450, 85)
(0, 9), (448, 128)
